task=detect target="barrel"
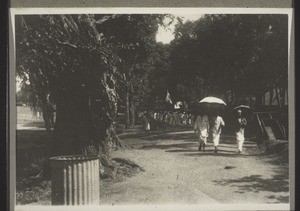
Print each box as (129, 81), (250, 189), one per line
(50, 155), (100, 205)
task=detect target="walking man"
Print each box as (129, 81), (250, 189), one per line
(235, 109), (247, 154)
(211, 112), (225, 153)
(194, 113), (210, 151)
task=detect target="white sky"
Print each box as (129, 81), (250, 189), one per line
(156, 14), (203, 44)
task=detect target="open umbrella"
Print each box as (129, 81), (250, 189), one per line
(233, 105), (253, 117)
(198, 97), (227, 111)
(199, 97), (226, 105)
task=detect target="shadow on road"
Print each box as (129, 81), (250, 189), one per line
(17, 130), (49, 143)
(139, 142), (196, 150)
(213, 173), (289, 203)
(23, 122), (45, 128)
(119, 127), (192, 141)
(16, 130), (49, 171)
(267, 195), (289, 203)
(183, 151), (266, 157)
(165, 149), (198, 153)
(145, 133), (195, 141)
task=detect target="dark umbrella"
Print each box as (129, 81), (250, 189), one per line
(233, 105), (253, 118)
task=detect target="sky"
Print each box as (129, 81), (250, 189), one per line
(16, 14), (204, 92)
(156, 14), (203, 44)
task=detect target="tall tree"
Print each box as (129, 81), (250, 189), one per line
(15, 14), (165, 173)
(98, 15), (166, 128)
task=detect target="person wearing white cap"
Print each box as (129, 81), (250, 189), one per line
(235, 109), (247, 154)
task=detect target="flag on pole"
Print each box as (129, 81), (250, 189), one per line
(166, 90), (173, 104)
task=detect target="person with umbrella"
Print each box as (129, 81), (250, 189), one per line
(194, 111), (210, 151)
(196, 97), (227, 151)
(234, 109), (248, 154)
(211, 111), (225, 153)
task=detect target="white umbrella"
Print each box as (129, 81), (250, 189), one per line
(199, 97), (227, 106)
(198, 97), (227, 112)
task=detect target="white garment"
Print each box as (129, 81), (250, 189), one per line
(199, 129), (208, 144)
(194, 115), (209, 131)
(145, 123), (151, 130)
(236, 129), (245, 151)
(194, 115), (209, 145)
(212, 133), (220, 147)
(211, 116), (225, 147)
(212, 116), (225, 134)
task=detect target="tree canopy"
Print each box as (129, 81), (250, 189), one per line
(167, 14), (288, 108)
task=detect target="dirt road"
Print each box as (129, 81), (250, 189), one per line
(100, 128), (289, 205)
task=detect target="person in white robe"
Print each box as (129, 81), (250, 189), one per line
(235, 109), (247, 154)
(194, 114), (210, 151)
(211, 114), (225, 153)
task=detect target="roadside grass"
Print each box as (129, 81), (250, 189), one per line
(17, 106), (43, 125)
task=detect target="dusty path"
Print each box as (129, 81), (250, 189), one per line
(100, 128), (289, 205)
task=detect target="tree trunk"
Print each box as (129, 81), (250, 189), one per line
(255, 92), (264, 109)
(275, 88), (281, 107)
(52, 97), (97, 157)
(129, 83), (135, 127)
(280, 87), (286, 106)
(269, 89), (273, 105)
(130, 102), (135, 127)
(231, 89), (235, 106)
(125, 88), (130, 128)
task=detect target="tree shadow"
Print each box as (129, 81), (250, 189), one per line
(165, 149), (198, 153)
(120, 128), (192, 141)
(17, 130), (50, 143)
(22, 122), (45, 128)
(139, 142), (197, 150)
(213, 173), (289, 203)
(128, 129), (259, 154)
(217, 139), (256, 145)
(16, 130), (49, 170)
(183, 152), (247, 157)
(267, 195), (289, 203)
(145, 133), (195, 141)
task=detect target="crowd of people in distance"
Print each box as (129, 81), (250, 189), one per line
(140, 110), (195, 130)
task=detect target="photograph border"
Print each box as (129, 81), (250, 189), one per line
(9, 7), (294, 211)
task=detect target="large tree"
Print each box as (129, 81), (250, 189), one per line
(15, 14), (165, 172)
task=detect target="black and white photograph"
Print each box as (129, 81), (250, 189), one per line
(10, 7), (294, 211)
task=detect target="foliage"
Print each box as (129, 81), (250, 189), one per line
(15, 14), (166, 158)
(168, 14), (288, 107)
(130, 42), (171, 111)
(99, 15), (170, 126)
